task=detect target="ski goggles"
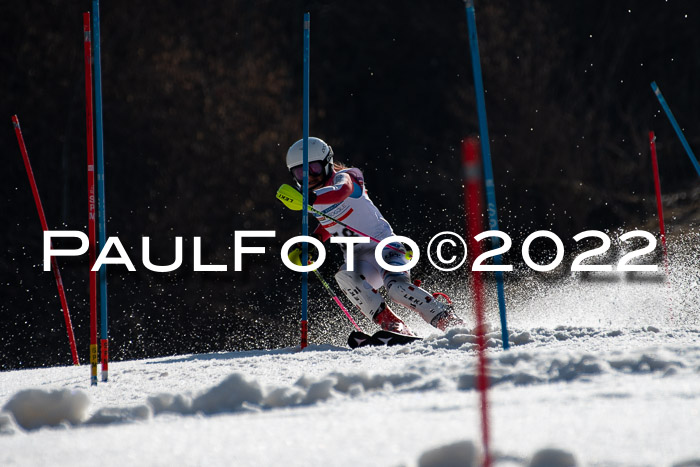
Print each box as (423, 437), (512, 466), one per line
(290, 161), (325, 182)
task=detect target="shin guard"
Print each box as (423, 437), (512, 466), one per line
(385, 276), (449, 327)
(334, 269), (384, 321)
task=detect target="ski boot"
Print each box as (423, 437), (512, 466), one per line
(416, 281), (466, 331)
(384, 277), (466, 332)
(374, 305), (414, 336)
(431, 307), (466, 331)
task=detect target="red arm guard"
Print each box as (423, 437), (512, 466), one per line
(313, 172), (354, 205)
(313, 224), (331, 242)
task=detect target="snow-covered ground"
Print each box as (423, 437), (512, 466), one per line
(1, 236), (699, 466)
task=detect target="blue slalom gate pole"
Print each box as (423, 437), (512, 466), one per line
(300, 12), (310, 349)
(651, 82), (700, 178)
(464, 0), (509, 350)
(92, 0), (110, 378)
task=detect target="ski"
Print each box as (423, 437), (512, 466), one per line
(347, 330), (422, 349)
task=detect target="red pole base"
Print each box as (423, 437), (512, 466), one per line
(300, 320), (308, 349)
(100, 339), (109, 382)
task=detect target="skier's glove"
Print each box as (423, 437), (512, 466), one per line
(307, 190), (318, 205)
(276, 184), (317, 210)
(288, 244), (315, 266)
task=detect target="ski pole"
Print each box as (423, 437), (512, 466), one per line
(277, 184), (407, 257)
(311, 269), (364, 332)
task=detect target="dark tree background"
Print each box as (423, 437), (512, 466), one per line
(1, 1), (698, 369)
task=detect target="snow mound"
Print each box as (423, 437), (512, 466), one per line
(414, 441), (579, 467)
(0, 411), (20, 435)
(457, 343), (695, 390)
(2, 389), (90, 431)
(148, 393), (192, 415)
(148, 373), (264, 415)
(418, 440), (478, 467)
(672, 460), (700, 467)
(328, 371), (423, 392)
(192, 373), (264, 414)
(1, 370), (439, 432)
(528, 448), (577, 467)
(147, 370), (430, 419)
(86, 405), (152, 425)
(423, 324), (698, 352)
(295, 376), (336, 405)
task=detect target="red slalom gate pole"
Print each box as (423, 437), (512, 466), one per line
(462, 137), (491, 466)
(84, 12), (99, 385)
(12, 115), (80, 366)
(649, 131), (669, 270)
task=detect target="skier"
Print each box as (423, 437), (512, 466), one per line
(285, 137), (464, 336)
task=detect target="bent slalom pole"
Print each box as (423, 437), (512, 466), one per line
(651, 82), (700, 177)
(12, 115), (80, 365)
(648, 131), (668, 268)
(277, 184), (407, 257)
(464, 0), (509, 351)
(311, 269), (364, 332)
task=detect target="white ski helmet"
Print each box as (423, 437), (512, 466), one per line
(286, 137), (334, 181)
